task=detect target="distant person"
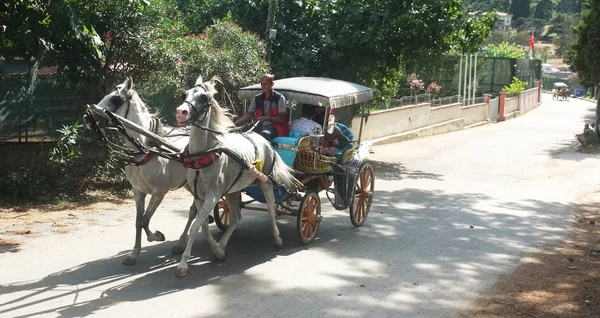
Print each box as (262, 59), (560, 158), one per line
(576, 123), (595, 147)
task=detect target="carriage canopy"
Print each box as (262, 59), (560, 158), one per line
(237, 77), (374, 109)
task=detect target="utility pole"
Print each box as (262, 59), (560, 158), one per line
(266, 0), (277, 65)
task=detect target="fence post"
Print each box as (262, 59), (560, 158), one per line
(484, 94), (492, 120)
(536, 80), (542, 103)
(498, 92), (506, 122)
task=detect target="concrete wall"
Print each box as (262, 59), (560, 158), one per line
(352, 103), (430, 140)
(461, 102), (489, 126)
(427, 103), (462, 126)
(519, 88), (538, 114)
(505, 96), (519, 114)
(352, 101), (489, 141)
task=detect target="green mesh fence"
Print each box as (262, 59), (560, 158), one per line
(402, 56), (542, 98)
(0, 76), (104, 143)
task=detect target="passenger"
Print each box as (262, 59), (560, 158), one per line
(234, 74), (289, 140)
(290, 104), (323, 136)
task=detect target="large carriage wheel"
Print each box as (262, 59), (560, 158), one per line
(297, 191), (321, 245)
(349, 162), (374, 227)
(213, 198), (230, 232)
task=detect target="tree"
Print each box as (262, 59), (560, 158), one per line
(566, 1), (600, 125)
(466, 0), (510, 12)
(510, 0), (531, 20)
(556, 0), (584, 13)
(533, 0), (553, 20)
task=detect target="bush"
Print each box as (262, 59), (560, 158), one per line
(501, 77), (528, 97)
(0, 123), (129, 201)
(138, 20), (270, 121)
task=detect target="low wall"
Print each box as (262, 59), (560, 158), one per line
(352, 103), (430, 140)
(505, 96), (519, 114)
(519, 87), (538, 114)
(352, 101), (489, 141)
(461, 103), (488, 126)
(427, 103), (462, 126)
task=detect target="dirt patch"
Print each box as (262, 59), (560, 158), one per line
(458, 199), (600, 318)
(0, 187), (191, 230)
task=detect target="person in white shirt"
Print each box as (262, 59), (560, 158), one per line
(290, 104), (323, 136)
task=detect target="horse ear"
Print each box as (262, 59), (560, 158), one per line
(127, 76), (134, 90)
(117, 78), (130, 97)
(194, 75), (204, 87)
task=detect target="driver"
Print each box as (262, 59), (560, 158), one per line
(234, 74), (289, 140)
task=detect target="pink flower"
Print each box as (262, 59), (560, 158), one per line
(178, 59), (184, 65)
(180, 88), (185, 93)
(200, 34), (206, 40)
(158, 39), (163, 44)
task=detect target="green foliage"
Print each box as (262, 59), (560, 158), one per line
(138, 20), (269, 118)
(501, 77), (528, 96)
(0, 122), (128, 200)
(510, 0), (531, 20)
(567, 1), (600, 87)
(533, 0), (553, 20)
(466, 0), (510, 12)
(484, 42), (527, 58)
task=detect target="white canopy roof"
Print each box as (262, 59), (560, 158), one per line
(237, 77), (373, 108)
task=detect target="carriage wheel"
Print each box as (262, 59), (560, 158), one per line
(213, 198), (230, 232)
(297, 191), (321, 245)
(350, 162), (375, 227)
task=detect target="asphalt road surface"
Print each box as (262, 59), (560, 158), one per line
(1, 94), (599, 318)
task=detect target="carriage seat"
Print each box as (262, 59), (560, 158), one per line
(272, 131), (305, 166)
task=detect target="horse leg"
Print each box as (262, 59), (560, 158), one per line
(141, 193), (167, 242)
(175, 196), (216, 278)
(123, 190), (146, 265)
(213, 192), (241, 255)
(260, 183), (283, 249)
(172, 201), (197, 255)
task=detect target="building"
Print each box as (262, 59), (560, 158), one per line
(496, 12), (512, 32)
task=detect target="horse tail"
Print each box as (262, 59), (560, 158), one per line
(271, 152), (304, 191)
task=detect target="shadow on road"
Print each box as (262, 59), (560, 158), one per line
(370, 160), (443, 181)
(0, 166), (579, 317)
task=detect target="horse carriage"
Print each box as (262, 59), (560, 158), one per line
(552, 82), (572, 101)
(212, 77), (376, 244)
(84, 75), (375, 277)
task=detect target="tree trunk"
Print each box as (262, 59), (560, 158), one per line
(265, 0), (277, 65)
(596, 85), (600, 137)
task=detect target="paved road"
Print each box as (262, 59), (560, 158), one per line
(1, 94), (600, 318)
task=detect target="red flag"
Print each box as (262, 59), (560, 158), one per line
(530, 32), (535, 51)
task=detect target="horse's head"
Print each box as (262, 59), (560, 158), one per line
(84, 77), (138, 129)
(176, 76), (225, 127)
(98, 77), (136, 114)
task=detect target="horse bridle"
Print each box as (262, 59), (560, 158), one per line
(108, 87), (134, 119)
(183, 83), (223, 135)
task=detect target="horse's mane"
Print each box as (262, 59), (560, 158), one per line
(128, 89), (175, 136)
(203, 77), (236, 133)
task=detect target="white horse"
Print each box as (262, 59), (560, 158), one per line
(87, 77), (199, 265)
(173, 75), (302, 278)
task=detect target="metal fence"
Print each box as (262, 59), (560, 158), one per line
(401, 56), (542, 97)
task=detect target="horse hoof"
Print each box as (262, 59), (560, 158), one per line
(155, 230), (166, 242)
(171, 245), (185, 255)
(122, 256), (137, 266)
(175, 267), (188, 278)
(213, 251), (227, 263)
(274, 242), (283, 250)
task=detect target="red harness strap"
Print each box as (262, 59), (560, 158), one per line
(183, 151), (216, 169)
(127, 152), (153, 166)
